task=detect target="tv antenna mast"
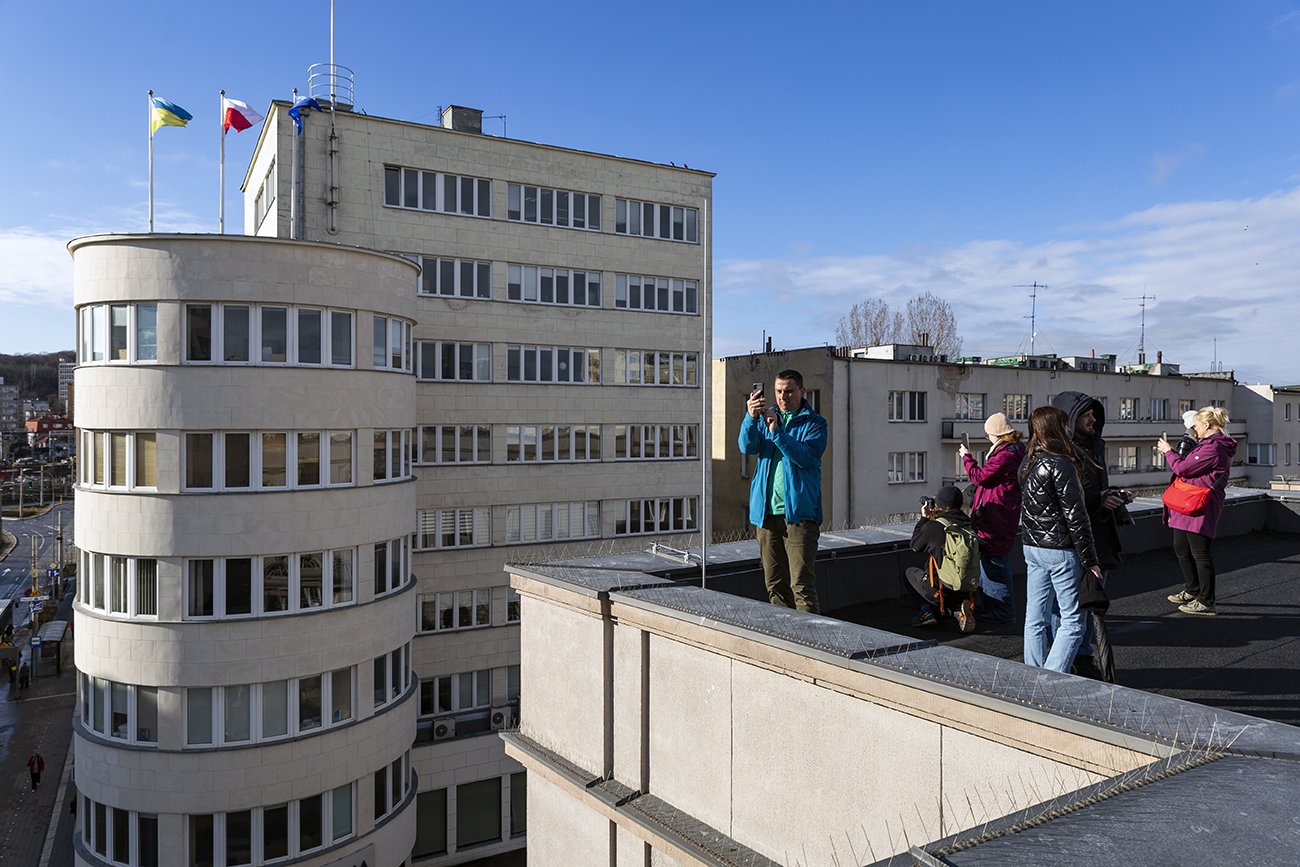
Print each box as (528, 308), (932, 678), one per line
(1013, 282), (1047, 355)
(1124, 291), (1157, 364)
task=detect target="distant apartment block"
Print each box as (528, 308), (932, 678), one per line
(712, 345), (1251, 536)
(60, 358), (75, 412)
(0, 377), (19, 429)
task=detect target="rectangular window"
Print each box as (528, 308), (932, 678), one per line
(332, 784), (354, 841)
(189, 814), (215, 867)
(297, 432), (321, 487)
(224, 433), (251, 489)
(262, 805), (288, 860)
(1003, 394), (1032, 421)
(136, 304), (158, 361)
(1116, 445), (1138, 470)
(1248, 443), (1277, 465)
(186, 688), (213, 745)
(612, 350), (697, 386)
(420, 589), (493, 632)
(505, 345), (601, 384)
(299, 675), (323, 732)
(506, 183), (599, 230)
(186, 305), (213, 362)
(416, 508), (490, 550)
(419, 256), (492, 299)
(505, 502), (600, 543)
(134, 432), (157, 487)
(414, 789), (449, 857)
(614, 274), (698, 314)
(1151, 398), (1169, 421)
(613, 497), (698, 535)
(615, 197), (697, 242)
(299, 553), (324, 610)
(185, 433), (214, 489)
(419, 424), (490, 464)
(330, 311), (353, 366)
(260, 307), (288, 363)
(226, 810), (252, 866)
(298, 309), (322, 365)
(954, 393), (985, 420)
(138, 814), (159, 867)
(385, 165), (490, 216)
(223, 305), (251, 362)
(329, 432), (353, 484)
(110, 681), (129, 738)
(188, 560), (215, 618)
(261, 681), (288, 739)
(263, 556), (290, 613)
(1119, 397), (1139, 421)
(416, 341), (492, 381)
(109, 557), (128, 614)
(332, 550), (354, 605)
(261, 433), (287, 488)
(224, 683), (251, 743)
(457, 778), (503, 848)
(887, 451), (927, 484)
(507, 264), (602, 307)
(888, 390), (927, 422)
(136, 559), (158, 617)
(137, 686), (158, 743)
(331, 668), (352, 723)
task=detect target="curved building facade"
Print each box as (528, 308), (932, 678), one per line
(69, 234), (419, 867)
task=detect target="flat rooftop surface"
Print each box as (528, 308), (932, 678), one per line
(837, 530), (1300, 727)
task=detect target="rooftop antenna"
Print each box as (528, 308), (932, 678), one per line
(1124, 290), (1157, 365)
(1013, 282), (1047, 356)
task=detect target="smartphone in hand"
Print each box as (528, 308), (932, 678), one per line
(751, 382), (764, 398)
(962, 432), (970, 449)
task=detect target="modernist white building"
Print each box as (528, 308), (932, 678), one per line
(712, 345), (1249, 537)
(1236, 383), (1300, 485)
(232, 84), (709, 861)
(70, 235), (420, 866)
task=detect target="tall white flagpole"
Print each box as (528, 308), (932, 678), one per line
(219, 90), (226, 233)
(148, 89), (154, 232)
(290, 88), (299, 239)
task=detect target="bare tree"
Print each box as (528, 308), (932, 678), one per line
(905, 292), (962, 357)
(834, 298), (903, 349)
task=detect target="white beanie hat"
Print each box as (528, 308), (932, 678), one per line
(1182, 410), (1198, 430)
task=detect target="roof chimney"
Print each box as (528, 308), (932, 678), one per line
(440, 105), (483, 134)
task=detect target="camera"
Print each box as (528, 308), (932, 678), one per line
(919, 496), (936, 508)
(1104, 487), (1134, 504)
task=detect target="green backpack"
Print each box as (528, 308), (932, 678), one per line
(930, 516), (981, 594)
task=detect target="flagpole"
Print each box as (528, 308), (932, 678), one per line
(219, 90), (226, 234)
(290, 88), (299, 240)
(148, 90), (154, 232)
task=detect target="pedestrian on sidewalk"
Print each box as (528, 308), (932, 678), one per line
(19, 659), (30, 691)
(6, 660), (15, 696)
(27, 751), (45, 790)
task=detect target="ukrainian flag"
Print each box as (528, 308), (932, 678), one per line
(150, 97), (192, 135)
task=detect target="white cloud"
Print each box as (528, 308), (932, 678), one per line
(0, 228), (74, 306)
(715, 186), (1300, 384)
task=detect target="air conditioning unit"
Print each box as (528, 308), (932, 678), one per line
(432, 717), (456, 741)
(490, 705), (516, 731)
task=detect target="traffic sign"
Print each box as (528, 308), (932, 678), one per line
(26, 595), (50, 604)
(30, 636), (42, 648)
(48, 566), (60, 578)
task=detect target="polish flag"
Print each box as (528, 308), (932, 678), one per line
(221, 97), (264, 133)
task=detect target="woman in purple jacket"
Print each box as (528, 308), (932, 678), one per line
(1157, 407), (1236, 616)
(960, 412), (1027, 622)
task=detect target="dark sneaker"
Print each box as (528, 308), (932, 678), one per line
(1167, 590), (1195, 605)
(1179, 599), (1216, 616)
(956, 599), (976, 634)
(911, 605), (938, 627)
(1072, 655), (1103, 680)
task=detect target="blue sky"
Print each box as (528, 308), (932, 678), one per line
(4, 1), (1300, 383)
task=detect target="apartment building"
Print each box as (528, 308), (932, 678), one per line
(712, 345), (1244, 536)
(234, 93), (712, 861)
(60, 358), (76, 414)
(70, 235), (421, 866)
(1236, 383), (1300, 485)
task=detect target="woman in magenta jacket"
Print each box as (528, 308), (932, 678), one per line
(1156, 406), (1237, 617)
(959, 412), (1026, 622)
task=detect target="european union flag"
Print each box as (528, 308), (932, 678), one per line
(289, 97), (323, 133)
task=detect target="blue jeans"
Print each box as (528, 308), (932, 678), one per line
(1051, 569), (1107, 656)
(1023, 545), (1087, 673)
(978, 552), (1015, 622)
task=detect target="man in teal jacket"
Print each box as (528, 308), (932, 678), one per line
(739, 369), (827, 612)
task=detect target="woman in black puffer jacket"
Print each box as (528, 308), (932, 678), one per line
(1018, 406), (1103, 672)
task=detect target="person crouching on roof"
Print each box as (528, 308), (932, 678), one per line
(905, 485), (980, 633)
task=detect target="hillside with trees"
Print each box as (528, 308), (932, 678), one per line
(0, 351), (73, 403)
